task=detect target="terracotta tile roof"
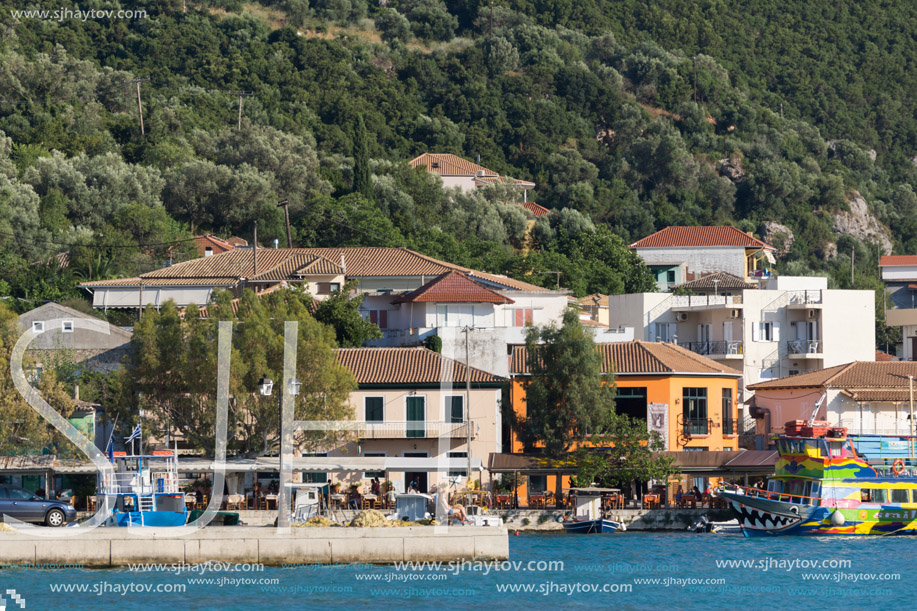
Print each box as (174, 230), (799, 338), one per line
(875, 350), (898, 362)
(250, 254), (344, 282)
(392, 271), (515, 304)
(516, 201), (550, 218)
(630, 226), (775, 250)
(510, 341), (742, 376)
(193, 234), (236, 256)
(225, 237), (249, 247)
(673, 272), (757, 291)
(748, 361), (917, 391)
(579, 318), (608, 327)
(409, 153), (498, 177)
(473, 175), (535, 187)
(879, 255), (917, 266)
(335, 347), (505, 385)
(79, 247), (551, 292)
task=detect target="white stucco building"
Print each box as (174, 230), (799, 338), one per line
(879, 255), (917, 359)
(608, 275), (876, 422)
(630, 226), (777, 291)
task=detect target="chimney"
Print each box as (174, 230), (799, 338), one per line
(253, 221), (258, 276)
(476, 154), (481, 164)
(73, 384), (79, 402)
(340, 253), (346, 274)
(274, 238), (279, 249)
(204, 247), (213, 257)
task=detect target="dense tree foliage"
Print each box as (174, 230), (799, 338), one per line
(114, 290), (356, 457)
(0, 0), (912, 330)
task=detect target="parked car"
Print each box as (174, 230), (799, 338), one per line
(0, 485), (78, 526)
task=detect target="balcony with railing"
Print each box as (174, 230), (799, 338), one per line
(682, 340), (744, 359)
(786, 290), (824, 307)
(671, 294), (743, 310)
(722, 419), (736, 436)
(682, 418), (711, 436)
(786, 339), (822, 357)
(357, 421), (472, 440)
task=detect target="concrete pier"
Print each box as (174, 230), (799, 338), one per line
(0, 526), (509, 567)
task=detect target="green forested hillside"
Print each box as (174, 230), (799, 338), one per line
(1, 0), (914, 335)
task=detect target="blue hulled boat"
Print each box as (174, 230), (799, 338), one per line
(561, 487), (625, 534)
(99, 451), (187, 527)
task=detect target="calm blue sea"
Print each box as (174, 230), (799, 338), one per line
(3, 532), (915, 609)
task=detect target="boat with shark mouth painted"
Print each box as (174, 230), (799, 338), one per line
(715, 420), (917, 536)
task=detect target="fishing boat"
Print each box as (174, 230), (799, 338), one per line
(561, 487), (625, 534)
(99, 451), (187, 527)
(716, 420), (917, 536)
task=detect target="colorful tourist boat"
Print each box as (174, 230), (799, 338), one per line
(716, 420), (917, 536)
(98, 451), (188, 527)
(561, 487), (625, 534)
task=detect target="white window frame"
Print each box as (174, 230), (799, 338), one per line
(62, 320), (74, 333)
(447, 450), (468, 478)
(444, 394), (465, 423)
(32, 321), (44, 334)
(362, 451), (387, 479)
(363, 396), (385, 423)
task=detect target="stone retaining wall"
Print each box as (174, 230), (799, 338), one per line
(0, 526), (508, 566)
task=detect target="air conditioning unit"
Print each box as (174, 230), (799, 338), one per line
(807, 309), (817, 319)
(476, 169), (486, 177)
(675, 312), (688, 322)
(730, 309), (741, 319)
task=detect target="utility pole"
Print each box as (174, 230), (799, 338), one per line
(490, 0), (494, 37)
(910, 376), (914, 459)
(237, 92), (253, 131)
(850, 246), (855, 286)
(130, 78), (150, 136)
(463, 326), (474, 482)
(253, 220), (258, 276)
(278, 199), (293, 248)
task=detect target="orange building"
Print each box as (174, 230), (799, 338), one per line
(506, 341), (742, 502)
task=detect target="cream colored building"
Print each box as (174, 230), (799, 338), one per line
(327, 347), (505, 493)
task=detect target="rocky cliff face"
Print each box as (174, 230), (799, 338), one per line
(830, 191), (893, 255)
(759, 221), (794, 254)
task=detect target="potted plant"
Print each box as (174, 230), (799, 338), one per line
(331, 482), (342, 494)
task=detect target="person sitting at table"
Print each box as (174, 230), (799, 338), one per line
(251, 482), (264, 509)
(692, 485), (702, 499)
(348, 485), (362, 510)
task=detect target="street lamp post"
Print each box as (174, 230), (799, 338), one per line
(259, 374), (301, 527)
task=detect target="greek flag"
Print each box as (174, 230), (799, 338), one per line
(125, 423), (141, 444)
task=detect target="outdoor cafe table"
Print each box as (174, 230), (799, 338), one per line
(265, 494), (278, 510)
(642, 493), (660, 509)
(364, 494), (378, 509)
(528, 494), (545, 508)
(495, 494), (511, 508)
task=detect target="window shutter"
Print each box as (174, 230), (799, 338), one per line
(667, 323), (677, 343)
(515, 309), (524, 327)
(649, 323), (657, 341)
(772, 321), (781, 342)
(525, 309), (533, 324)
(379, 310), (387, 329)
(752, 322), (759, 342)
(369, 311), (378, 324)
